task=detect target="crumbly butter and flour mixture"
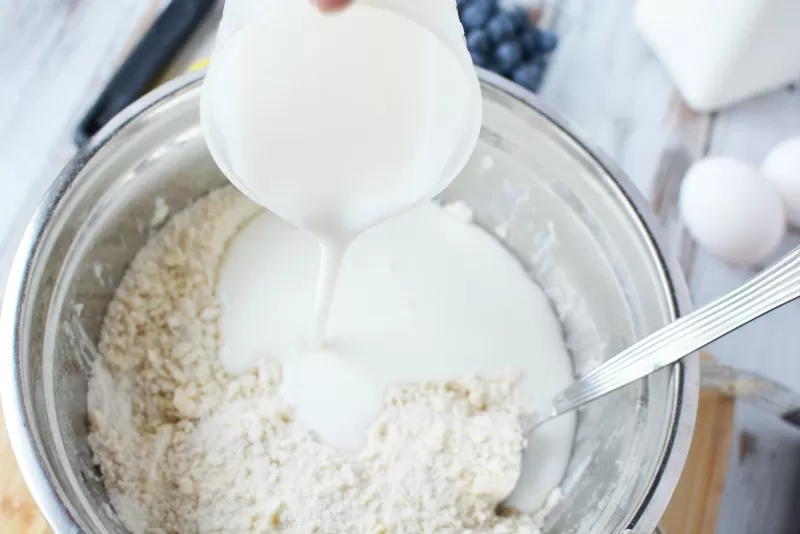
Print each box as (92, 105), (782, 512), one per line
(88, 187), (556, 533)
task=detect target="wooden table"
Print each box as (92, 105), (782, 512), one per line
(1, 1), (799, 533)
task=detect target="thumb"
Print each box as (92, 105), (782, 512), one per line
(313, 0), (353, 12)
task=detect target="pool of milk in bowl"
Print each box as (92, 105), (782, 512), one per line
(217, 196), (577, 514)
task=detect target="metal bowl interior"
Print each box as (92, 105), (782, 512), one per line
(1, 71), (697, 534)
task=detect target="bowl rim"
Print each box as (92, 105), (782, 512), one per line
(0, 69), (698, 534)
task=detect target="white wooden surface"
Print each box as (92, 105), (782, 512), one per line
(1, 1), (799, 533)
(544, 2), (800, 533)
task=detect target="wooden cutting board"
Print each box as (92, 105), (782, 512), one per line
(0, 410), (50, 534)
(0, 358), (734, 534)
(661, 384), (735, 534)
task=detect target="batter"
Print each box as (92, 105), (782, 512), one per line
(218, 200), (576, 512)
(88, 188), (568, 532)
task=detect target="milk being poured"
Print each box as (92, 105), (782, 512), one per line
(202, 2), (575, 513)
(202, 3), (480, 346)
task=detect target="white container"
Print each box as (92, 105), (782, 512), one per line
(635, 0), (800, 112)
(203, 0), (482, 238)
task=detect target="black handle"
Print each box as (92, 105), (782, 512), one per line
(75, 0), (216, 147)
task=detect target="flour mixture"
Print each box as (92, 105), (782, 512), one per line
(88, 186), (574, 533)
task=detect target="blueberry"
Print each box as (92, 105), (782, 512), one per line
(473, 0), (498, 12)
(486, 11), (517, 42)
(456, 0), (471, 8)
(537, 29), (558, 53)
(470, 52), (491, 69)
(508, 8), (530, 29)
(459, 0), (496, 30)
(512, 62), (544, 92)
(493, 41), (523, 74)
(466, 29), (492, 56)
(519, 27), (540, 56)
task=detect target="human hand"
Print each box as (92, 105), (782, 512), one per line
(313, 0), (353, 12)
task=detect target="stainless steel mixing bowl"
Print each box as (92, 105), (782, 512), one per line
(1, 70), (697, 534)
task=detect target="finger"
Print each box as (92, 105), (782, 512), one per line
(313, 0), (353, 12)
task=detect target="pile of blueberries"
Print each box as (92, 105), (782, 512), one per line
(458, 0), (558, 92)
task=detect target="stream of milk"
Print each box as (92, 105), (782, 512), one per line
(202, 4), (475, 346)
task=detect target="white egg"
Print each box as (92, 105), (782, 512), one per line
(679, 157), (786, 266)
(762, 136), (800, 227)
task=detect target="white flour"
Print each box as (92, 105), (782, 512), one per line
(88, 186), (559, 533)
